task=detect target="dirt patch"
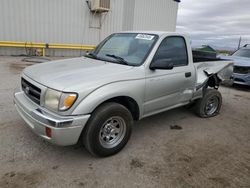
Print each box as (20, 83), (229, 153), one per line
(72, 179), (86, 187)
(209, 177), (230, 187)
(130, 158), (144, 169)
(0, 170), (43, 188)
(170, 125), (183, 130)
(10, 62), (32, 69)
(234, 94), (243, 98)
(8, 61), (35, 74)
(148, 165), (162, 179)
(88, 163), (93, 170)
(233, 94), (250, 100)
(52, 165), (59, 170)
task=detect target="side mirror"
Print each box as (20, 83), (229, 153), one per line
(150, 59), (174, 70)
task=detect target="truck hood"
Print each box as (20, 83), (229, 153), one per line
(220, 55), (250, 67)
(23, 57), (141, 91)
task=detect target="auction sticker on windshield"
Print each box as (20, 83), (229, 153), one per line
(136, 34), (155, 40)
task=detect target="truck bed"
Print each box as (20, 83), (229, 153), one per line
(194, 60), (234, 87)
(192, 50), (223, 63)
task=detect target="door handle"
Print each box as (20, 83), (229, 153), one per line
(185, 72), (191, 78)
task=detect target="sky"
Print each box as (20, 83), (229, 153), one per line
(176, 0), (250, 50)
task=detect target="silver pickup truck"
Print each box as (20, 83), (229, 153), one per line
(14, 31), (233, 157)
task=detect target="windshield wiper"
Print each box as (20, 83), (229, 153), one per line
(85, 52), (98, 59)
(106, 54), (129, 65)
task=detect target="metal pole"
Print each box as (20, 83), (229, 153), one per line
(237, 36), (242, 50)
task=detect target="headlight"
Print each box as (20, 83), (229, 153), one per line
(44, 89), (61, 111)
(44, 88), (77, 111)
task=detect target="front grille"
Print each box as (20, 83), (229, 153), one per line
(21, 78), (41, 104)
(234, 66), (250, 74)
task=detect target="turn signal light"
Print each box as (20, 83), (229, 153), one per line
(64, 95), (77, 108)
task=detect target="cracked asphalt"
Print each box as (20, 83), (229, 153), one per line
(0, 56), (250, 188)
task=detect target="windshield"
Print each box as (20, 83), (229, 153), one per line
(86, 33), (158, 66)
(232, 49), (250, 58)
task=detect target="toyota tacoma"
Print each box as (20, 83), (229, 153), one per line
(14, 32), (233, 157)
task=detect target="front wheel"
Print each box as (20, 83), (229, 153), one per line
(82, 102), (133, 157)
(194, 89), (222, 118)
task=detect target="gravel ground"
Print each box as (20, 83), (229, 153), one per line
(0, 56), (250, 188)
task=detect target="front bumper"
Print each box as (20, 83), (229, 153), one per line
(233, 73), (250, 86)
(14, 89), (90, 146)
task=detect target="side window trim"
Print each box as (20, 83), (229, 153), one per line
(151, 36), (189, 67)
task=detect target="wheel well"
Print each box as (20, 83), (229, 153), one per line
(99, 96), (140, 120)
(207, 74), (221, 89)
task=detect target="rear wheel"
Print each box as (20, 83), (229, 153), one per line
(83, 102), (133, 157)
(194, 89), (222, 118)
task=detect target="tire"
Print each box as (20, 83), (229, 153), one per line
(194, 89), (222, 118)
(82, 102), (133, 157)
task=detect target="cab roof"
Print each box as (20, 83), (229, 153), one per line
(119, 31), (188, 37)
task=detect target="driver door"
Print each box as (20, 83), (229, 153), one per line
(144, 36), (195, 116)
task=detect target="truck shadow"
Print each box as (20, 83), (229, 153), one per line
(132, 106), (194, 135)
(37, 105), (194, 158)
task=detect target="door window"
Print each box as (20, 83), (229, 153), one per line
(153, 36), (188, 67)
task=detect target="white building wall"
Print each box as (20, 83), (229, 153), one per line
(133, 0), (178, 31)
(0, 0), (179, 56)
